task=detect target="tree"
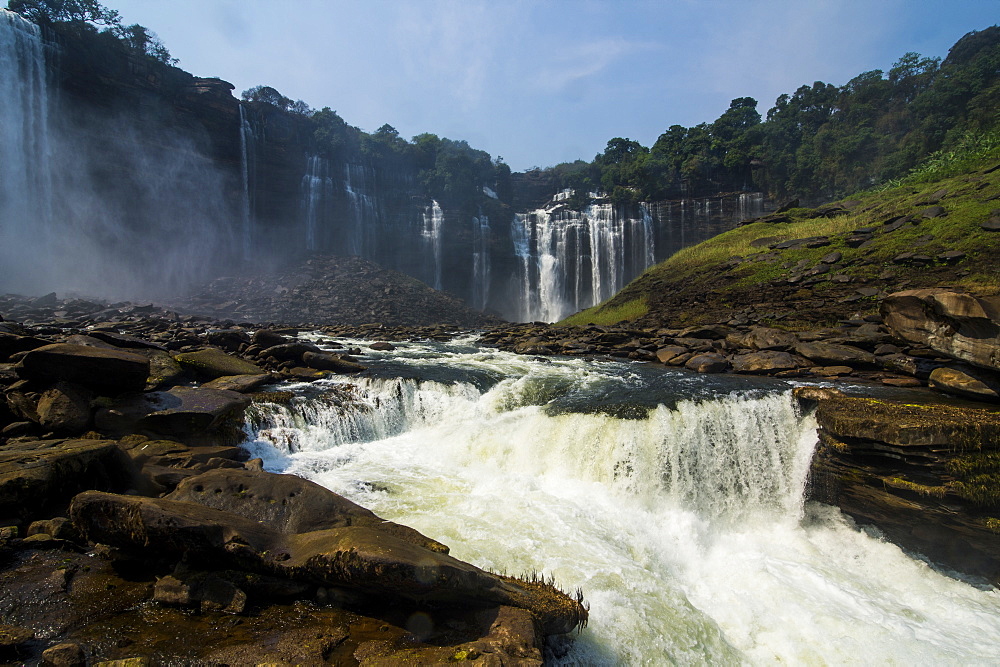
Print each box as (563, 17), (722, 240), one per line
(9, 0), (120, 26)
(115, 23), (175, 64)
(241, 85), (294, 111)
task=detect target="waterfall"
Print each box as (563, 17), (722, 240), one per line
(509, 198), (656, 322)
(0, 9), (52, 288)
(238, 104), (256, 260)
(421, 200), (444, 290)
(301, 155), (332, 251)
(471, 208), (490, 309)
(243, 340), (1000, 664)
(344, 163), (378, 256)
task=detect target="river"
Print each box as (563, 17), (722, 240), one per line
(242, 336), (1000, 664)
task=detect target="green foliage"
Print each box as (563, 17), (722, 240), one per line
(529, 26), (999, 205)
(560, 297), (648, 326)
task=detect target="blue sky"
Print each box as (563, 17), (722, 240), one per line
(104, 0), (997, 171)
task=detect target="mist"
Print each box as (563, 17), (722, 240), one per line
(0, 9), (242, 302)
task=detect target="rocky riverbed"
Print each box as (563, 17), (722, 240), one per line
(4, 286), (1000, 662)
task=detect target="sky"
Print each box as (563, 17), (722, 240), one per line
(101, 0), (997, 172)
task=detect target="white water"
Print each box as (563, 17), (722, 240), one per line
(344, 163), (379, 256)
(511, 198), (655, 322)
(244, 339), (1000, 664)
(238, 104), (255, 260)
(0, 9), (52, 289)
(471, 208), (491, 309)
(421, 199), (444, 290)
(301, 155), (333, 251)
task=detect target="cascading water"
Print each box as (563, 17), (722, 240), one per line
(510, 198), (655, 322)
(244, 338), (1000, 664)
(0, 9), (52, 288)
(421, 200), (444, 290)
(301, 154), (333, 251)
(343, 163), (379, 256)
(471, 208), (491, 309)
(238, 103), (256, 260)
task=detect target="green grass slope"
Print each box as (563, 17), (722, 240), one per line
(563, 137), (1000, 330)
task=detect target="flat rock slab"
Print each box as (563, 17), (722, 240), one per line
(16, 344), (150, 394)
(0, 439), (127, 520)
(69, 490), (586, 636)
(95, 387), (250, 438)
(201, 374), (274, 393)
(174, 348), (264, 379)
(795, 341), (876, 367)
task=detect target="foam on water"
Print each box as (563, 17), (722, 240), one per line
(244, 339), (1000, 664)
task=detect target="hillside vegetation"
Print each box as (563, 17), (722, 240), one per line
(563, 138), (1000, 329)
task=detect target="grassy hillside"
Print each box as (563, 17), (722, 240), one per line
(563, 136), (1000, 330)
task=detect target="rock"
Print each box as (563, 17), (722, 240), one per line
(154, 573), (247, 614)
(201, 374), (274, 393)
(881, 289), (1000, 372)
(86, 331), (165, 351)
(928, 367), (1000, 402)
(69, 491), (587, 636)
(301, 351), (366, 373)
(167, 468), (447, 553)
(205, 329), (251, 352)
(820, 251), (842, 264)
(981, 215), (1000, 231)
(684, 353), (729, 373)
(731, 350), (799, 374)
(920, 205), (946, 218)
(369, 341), (396, 351)
(27, 516), (80, 542)
(251, 330), (288, 348)
(16, 344), (150, 394)
(794, 341), (876, 367)
(937, 250), (966, 263)
(259, 342), (320, 363)
(174, 348), (264, 379)
(41, 642), (87, 666)
(0, 332), (46, 360)
(36, 382), (94, 433)
(94, 387), (250, 438)
(916, 188), (948, 205)
(881, 377), (922, 387)
(0, 623), (33, 655)
(142, 350), (187, 390)
(0, 439), (127, 521)
(655, 345), (688, 364)
(742, 326), (798, 351)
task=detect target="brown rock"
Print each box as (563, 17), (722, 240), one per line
(16, 344), (150, 394)
(684, 353), (729, 373)
(731, 350), (799, 374)
(929, 367), (1000, 402)
(36, 382), (93, 433)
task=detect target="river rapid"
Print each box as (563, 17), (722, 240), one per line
(242, 336), (1000, 664)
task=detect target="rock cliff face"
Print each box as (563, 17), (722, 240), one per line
(0, 12), (769, 322)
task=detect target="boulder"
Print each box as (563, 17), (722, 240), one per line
(174, 348), (264, 379)
(928, 367), (1000, 402)
(655, 345), (688, 364)
(731, 350), (799, 374)
(167, 468), (447, 553)
(36, 382), (94, 433)
(881, 289), (1000, 372)
(69, 491), (587, 636)
(742, 326), (799, 351)
(0, 332), (46, 361)
(0, 439), (128, 520)
(252, 330), (288, 348)
(40, 642), (86, 667)
(94, 387), (250, 438)
(202, 374), (274, 393)
(259, 342), (320, 363)
(206, 329), (251, 352)
(16, 344), (149, 394)
(684, 353), (729, 374)
(302, 351), (366, 373)
(794, 341), (876, 367)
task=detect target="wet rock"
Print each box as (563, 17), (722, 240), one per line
(167, 468), (447, 553)
(301, 351), (366, 373)
(369, 342), (396, 351)
(174, 348), (264, 379)
(69, 490), (587, 636)
(41, 642), (87, 666)
(94, 387), (250, 439)
(881, 289), (1000, 372)
(16, 344), (150, 394)
(655, 346), (688, 364)
(154, 573), (247, 614)
(0, 623), (33, 657)
(0, 439), (127, 521)
(201, 374), (274, 393)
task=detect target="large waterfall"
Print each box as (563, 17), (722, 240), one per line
(0, 10), (52, 291)
(245, 337), (1000, 664)
(301, 155), (333, 251)
(239, 103), (257, 260)
(421, 199), (444, 290)
(511, 198), (656, 322)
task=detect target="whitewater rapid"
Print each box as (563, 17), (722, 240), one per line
(243, 337), (1000, 664)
